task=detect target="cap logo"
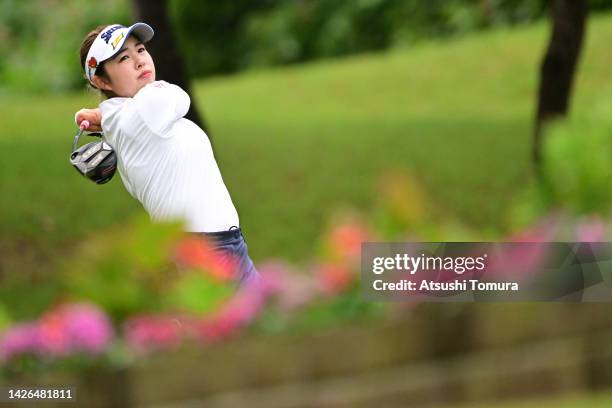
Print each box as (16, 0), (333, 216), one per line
(111, 32), (125, 50)
(88, 57), (98, 69)
(100, 25), (123, 44)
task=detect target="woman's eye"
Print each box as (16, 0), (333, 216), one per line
(120, 55), (129, 62)
(138, 47), (145, 53)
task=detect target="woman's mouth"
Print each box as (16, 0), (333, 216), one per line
(138, 70), (152, 79)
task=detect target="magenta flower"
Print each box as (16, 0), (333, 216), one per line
(0, 302), (113, 362)
(485, 243), (549, 282)
(198, 285), (266, 342)
(38, 302), (114, 357)
(484, 215), (563, 281)
(257, 261), (317, 311)
(0, 323), (43, 361)
(254, 261), (290, 296)
(576, 216), (605, 242)
(124, 314), (186, 354)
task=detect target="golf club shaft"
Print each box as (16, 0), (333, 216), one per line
(72, 120), (89, 152)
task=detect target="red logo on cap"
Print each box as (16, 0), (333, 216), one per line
(88, 57), (98, 69)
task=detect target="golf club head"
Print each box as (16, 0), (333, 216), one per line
(69, 126), (117, 184)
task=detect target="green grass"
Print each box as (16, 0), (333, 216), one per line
(446, 391), (612, 408)
(2, 14), (612, 267)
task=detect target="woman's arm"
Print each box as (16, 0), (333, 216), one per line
(74, 108), (102, 132)
(133, 81), (190, 136)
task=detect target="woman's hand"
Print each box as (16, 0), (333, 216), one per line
(75, 108), (102, 132)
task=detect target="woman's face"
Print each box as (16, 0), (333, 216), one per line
(94, 35), (156, 97)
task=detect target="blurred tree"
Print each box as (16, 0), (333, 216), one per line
(132, 0), (208, 134)
(479, 0), (494, 26)
(534, 0), (587, 167)
(171, 0), (275, 75)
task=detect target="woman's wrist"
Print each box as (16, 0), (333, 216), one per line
(74, 108), (103, 131)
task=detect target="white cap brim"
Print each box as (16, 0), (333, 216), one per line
(85, 22), (155, 84)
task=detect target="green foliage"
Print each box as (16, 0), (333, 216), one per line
(288, 288), (383, 331)
(0, 0), (557, 92)
(0, 277), (62, 322)
(590, 0), (612, 11)
(0, 0), (129, 93)
(506, 182), (550, 232)
(508, 95), (612, 230)
(542, 114), (612, 214)
(7, 0), (612, 93)
(252, 286), (388, 335)
(60, 217), (184, 320)
(170, 0), (274, 75)
(24, 217), (236, 321)
(0, 304), (12, 331)
(175, 0), (549, 76)
(243, 0), (395, 67)
(163, 274), (233, 315)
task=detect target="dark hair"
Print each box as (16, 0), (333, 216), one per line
(79, 25), (117, 99)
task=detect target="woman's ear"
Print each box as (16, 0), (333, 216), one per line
(91, 75), (112, 91)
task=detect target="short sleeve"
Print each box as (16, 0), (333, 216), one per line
(132, 81), (191, 136)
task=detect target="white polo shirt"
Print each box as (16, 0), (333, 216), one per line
(97, 80), (239, 232)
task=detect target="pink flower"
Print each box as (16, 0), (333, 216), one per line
(485, 243), (549, 281)
(327, 222), (370, 263)
(257, 261), (316, 311)
(490, 215), (561, 281)
(254, 261), (291, 296)
(37, 312), (70, 356)
(198, 286), (265, 342)
(124, 314), (187, 354)
(62, 304), (113, 353)
(174, 236), (237, 282)
(0, 323), (43, 361)
(0, 303), (113, 362)
(576, 216), (605, 242)
(38, 303), (113, 356)
(314, 262), (354, 295)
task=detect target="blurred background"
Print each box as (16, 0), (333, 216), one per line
(3, 0), (612, 406)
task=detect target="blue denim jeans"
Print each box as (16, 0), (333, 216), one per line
(204, 228), (260, 287)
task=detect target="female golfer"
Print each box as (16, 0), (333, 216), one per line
(75, 23), (259, 286)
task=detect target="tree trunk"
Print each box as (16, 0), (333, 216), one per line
(533, 0), (587, 167)
(479, 0), (494, 27)
(131, 0), (209, 136)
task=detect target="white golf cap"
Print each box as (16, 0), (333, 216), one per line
(85, 22), (154, 84)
